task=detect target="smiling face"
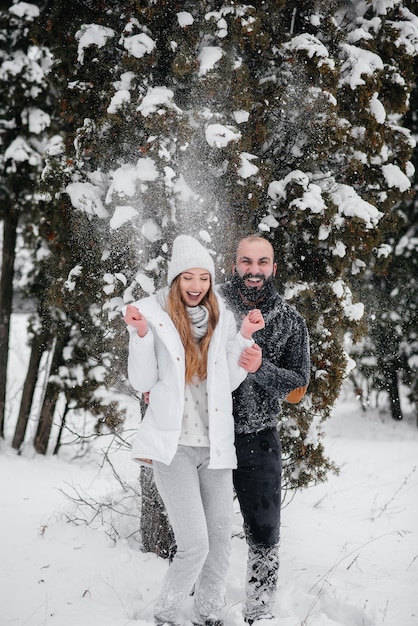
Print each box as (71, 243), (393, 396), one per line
(179, 268), (211, 306)
(234, 237), (276, 291)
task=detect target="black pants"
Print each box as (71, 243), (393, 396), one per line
(233, 428), (282, 619)
(233, 427), (282, 547)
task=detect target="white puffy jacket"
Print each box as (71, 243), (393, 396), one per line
(126, 293), (252, 469)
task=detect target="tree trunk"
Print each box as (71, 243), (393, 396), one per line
(349, 372), (367, 412)
(12, 332), (51, 451)
(53, 401), (68, 455)
(140, 466), (176, 560)
(388, 369), (403, 421)
(34, 387), (60, 454)
(0, 208), (19, 438)
(34, 333), (68, 454)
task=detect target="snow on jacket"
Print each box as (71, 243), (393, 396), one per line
(125, 292), (253, 468)
(218, 280), (310, 435)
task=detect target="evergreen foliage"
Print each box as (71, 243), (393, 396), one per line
(36, 0), (417, 485)
(350, 54), (418, 420)
(1, 0), (417, 555)
(0, 0), (53, 436)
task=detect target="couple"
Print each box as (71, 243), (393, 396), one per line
(124, 234), (310, 626)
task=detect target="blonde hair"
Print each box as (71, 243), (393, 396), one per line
(167, 277), (220, 382)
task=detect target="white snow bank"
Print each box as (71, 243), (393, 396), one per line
(2, 316), (418, 626)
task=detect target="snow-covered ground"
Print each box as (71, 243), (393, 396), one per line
(1, 315), (417, 626)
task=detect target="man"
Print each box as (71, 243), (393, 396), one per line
(218, 235), (310, 624)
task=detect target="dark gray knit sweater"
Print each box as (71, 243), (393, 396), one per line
(218, 279), (310, 435)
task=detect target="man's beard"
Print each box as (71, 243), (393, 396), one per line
(232, 272), (275, 303)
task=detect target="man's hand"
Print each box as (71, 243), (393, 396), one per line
(240, 309), (265, 339)
(124, 304), (148, 338)
(238, 343), (262, 373)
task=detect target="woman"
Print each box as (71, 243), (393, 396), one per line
(124, 235), (264, 626)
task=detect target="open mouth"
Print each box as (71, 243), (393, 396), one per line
(187, 291), (201, 301)
(244, 275), (264, 288)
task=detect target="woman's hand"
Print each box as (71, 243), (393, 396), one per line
(124, 304), (149, 338)
(240, 309), (265, 339)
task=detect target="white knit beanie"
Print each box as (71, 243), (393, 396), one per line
(167, 235), (215, 286)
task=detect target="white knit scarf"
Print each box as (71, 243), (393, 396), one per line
(156, 287), (209, 341)
(186, 305), (209, 341)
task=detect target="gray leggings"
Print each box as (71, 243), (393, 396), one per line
(152, 445), (233, 624)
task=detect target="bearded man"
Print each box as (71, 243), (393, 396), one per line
(218, 235), (310, 624)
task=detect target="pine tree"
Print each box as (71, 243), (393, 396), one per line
(351, 52), (418, 421)
(6, 0), (128, 454)
(0, 0), (53, 438)
(36, 0), (417, 552)
(255, 0), (418, 466)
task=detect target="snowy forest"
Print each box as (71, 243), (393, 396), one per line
(0, 0), (417, 557)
